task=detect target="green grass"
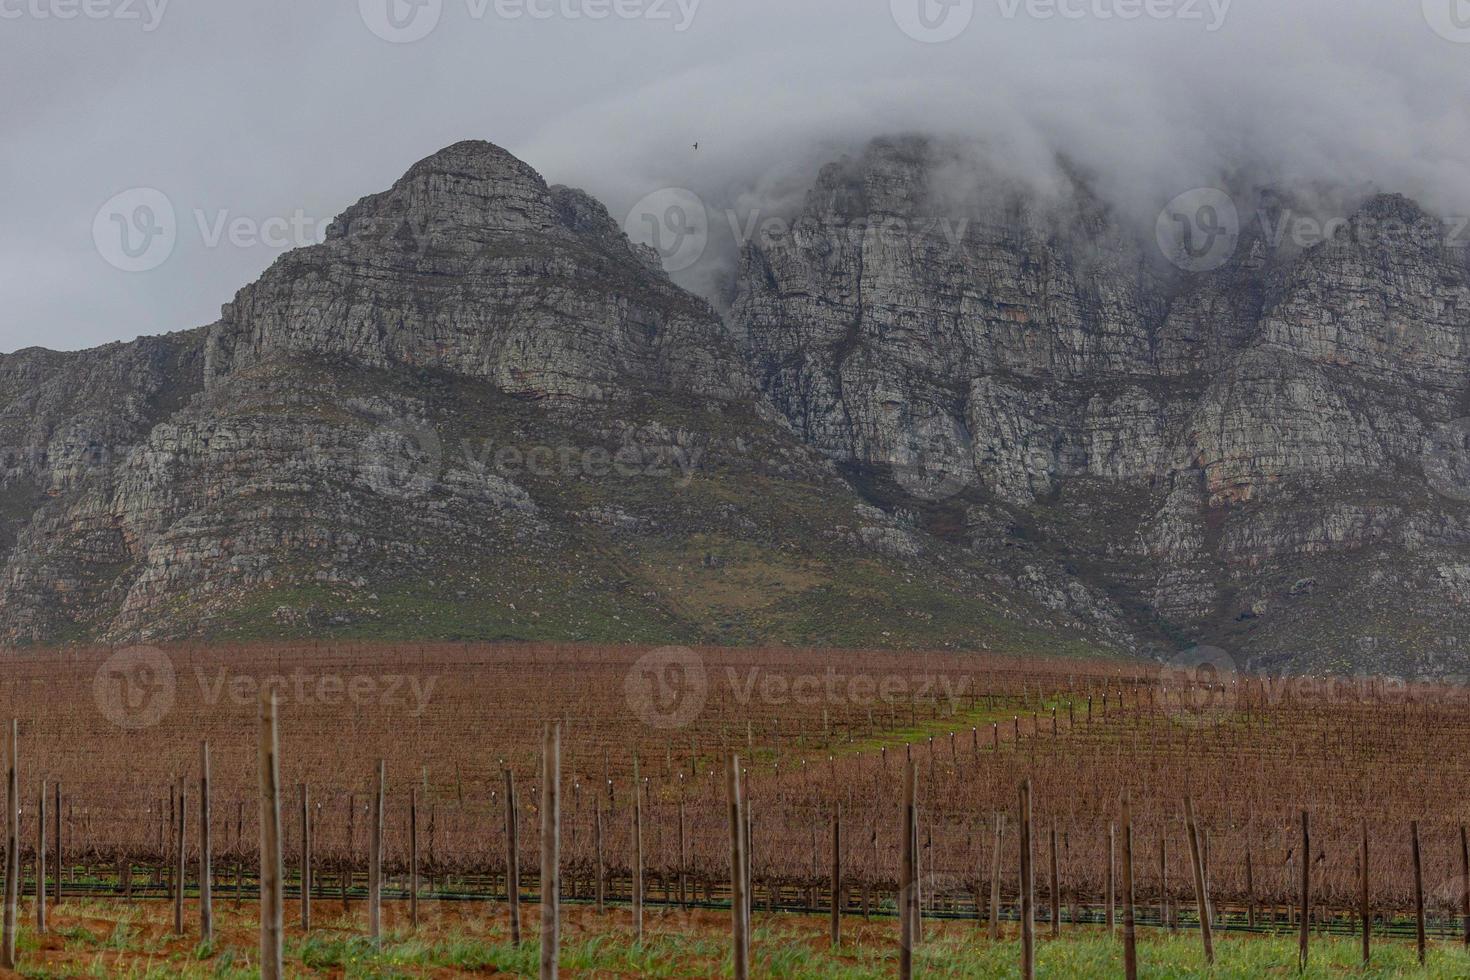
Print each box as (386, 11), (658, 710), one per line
(15, 911), (1470, 978)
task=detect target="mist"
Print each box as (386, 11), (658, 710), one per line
(3, 0), (1467, 351)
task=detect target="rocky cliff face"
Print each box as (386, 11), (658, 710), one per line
(732, 137), (1470, 674)
(0, 141), (1120, 657)
(6, 136), (1468, 673)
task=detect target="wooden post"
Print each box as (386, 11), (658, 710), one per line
(1245, 843), (1255, 929)
(900, 761), (917, 980)
(342, 795), (352, 914)
(830, 803), (841, 947)
(1160, 836), (1170, 930)
(540, 722), (561, 980)
(258, 691), (284, 980)
(911, 786), (922, 945)
(633, 777), (644, 944)
(593, 801), (605, 914)
(1183, 798), (1213, 965)
(174, 775), (186, 935)
(678, 801), (688, 909)
(166, 783), (175, 905)
(2, 721), (17, 971)
(35, 780), (45, 935)
(1360, 820), (1370, 965)
(1298, 810), (1310, 972)
(503, 768), (521, 946)
(1412, 819), (1426, 965)
(728, 755), (749, 980)
(409, 787), (419, 931)
(236, 800), (246, 911)
(369, 760), (384, 942)
(1106, 823), (1116, 934)
(744, 778), (753, 957)
(299, 783), (310, 934)
(1121, 795), (1137, 980)
(1049, 824), (1060, 938)
(200, 742), (212, 944)
(52, 781), (61, 909)
(1019, 779), (1034, 980)
(1460, 824), (1468, 949)
(989, 814), (1004, 940)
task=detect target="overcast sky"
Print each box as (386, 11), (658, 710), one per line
(3, 0), (1468, 352)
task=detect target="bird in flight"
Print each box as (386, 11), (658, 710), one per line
(692, 142), (699, 151)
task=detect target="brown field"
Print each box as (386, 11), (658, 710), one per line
(0, 640), (1469, 973)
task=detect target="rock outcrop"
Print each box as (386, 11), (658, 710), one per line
(732, 137), (1470, 673)
(0, 141), (1118, 656)
(6, 136), (1470, 674)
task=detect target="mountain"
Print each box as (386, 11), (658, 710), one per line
(0, 141), (1116, 657)
(5, 136), (1469, 674)
(732, 136), (1470, 675)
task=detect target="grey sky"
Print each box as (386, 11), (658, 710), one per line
(3, 0), (1468, 353)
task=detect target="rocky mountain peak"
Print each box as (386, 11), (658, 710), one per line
(204, 140), (745, 402)
(326, 140), (561, 241)
(7, 134), (1470, 675)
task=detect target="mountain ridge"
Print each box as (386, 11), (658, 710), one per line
(4, 137), (1469, 675)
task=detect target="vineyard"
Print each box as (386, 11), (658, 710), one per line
(2, 641), (1470, 975)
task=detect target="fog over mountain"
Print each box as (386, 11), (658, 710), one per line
(3, 0), (1469, 352)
